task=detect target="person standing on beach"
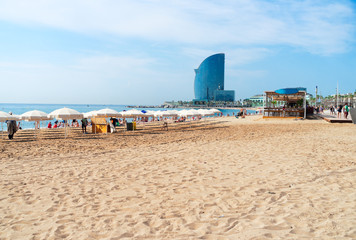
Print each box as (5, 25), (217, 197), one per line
(6, 112), (17, 139)
(81, 118), (88, 133)
(337, 105), (343, 118)
(344, 104), (349, 119)
(330, 106), (335, 115)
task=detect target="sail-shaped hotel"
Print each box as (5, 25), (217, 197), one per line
(194, 53), (235, 102)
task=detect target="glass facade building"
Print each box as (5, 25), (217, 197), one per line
(194, 53), (235, 102)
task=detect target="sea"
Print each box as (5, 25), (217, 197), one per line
(0, 103), (257, 130)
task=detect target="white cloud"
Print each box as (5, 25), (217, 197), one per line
(0, 0), (354, 55)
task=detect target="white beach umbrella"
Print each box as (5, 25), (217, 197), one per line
(21, 110), (51, 121)
(133, 110), (154, 129)
(20, 110), (52, 138)
(178, 109), (197, 118)
(48, 107), (83, 120)
(193, 109), (203, 116)
(178, 110), (191, 117)
(145, 110), (156, 116)
(120, 109), (153, 131)
(198, 109), (215, 116)
(161, 110), (179, 117)
(153, 110), (164, 117)
(141, 111), (154, 117)
(120, 109), (147, 118)
(0, 111), (13, 122)
(210, 108), (221, 114)
(180, 109), (204, 118)
(95, 108), (122, 118)
(189, 109), (202, 117)
(83, 110), (98, 119)
(0, 111), (21, 121)
(48, 107), (83, 138)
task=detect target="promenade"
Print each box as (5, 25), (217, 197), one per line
(319, 110), (353, 123)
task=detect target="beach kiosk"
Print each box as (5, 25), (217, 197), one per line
(91, 117), (110, 133)
(263, 88), (307, 119)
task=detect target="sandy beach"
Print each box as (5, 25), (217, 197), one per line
(1, 116), (355, 239)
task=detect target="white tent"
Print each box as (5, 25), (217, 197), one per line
(48, 107), (83, 138)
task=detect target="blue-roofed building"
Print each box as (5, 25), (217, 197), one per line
(194, 53), (235, 102)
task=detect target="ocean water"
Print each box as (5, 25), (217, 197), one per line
(0, 103), (256, 130)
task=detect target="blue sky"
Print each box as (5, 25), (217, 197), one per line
(0, 0), (355, 105)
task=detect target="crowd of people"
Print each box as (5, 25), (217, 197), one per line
(327, 103), (351, 119)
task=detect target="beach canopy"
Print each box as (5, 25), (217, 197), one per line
(95, 108), (122, 118)
(20, 110), (52, 121)
(48, 107), (83, 120)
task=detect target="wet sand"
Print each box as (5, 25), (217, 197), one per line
(1, 116), (356, 239)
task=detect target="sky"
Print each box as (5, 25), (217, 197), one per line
(0, 0), (355, 105)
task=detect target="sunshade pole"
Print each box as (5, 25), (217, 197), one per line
(65, 121), (67, 138)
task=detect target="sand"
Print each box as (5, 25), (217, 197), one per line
(1, 116), (356, 239)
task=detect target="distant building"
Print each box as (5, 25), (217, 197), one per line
(194, 53), (235, 102)
(246, 94), (265, 107)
